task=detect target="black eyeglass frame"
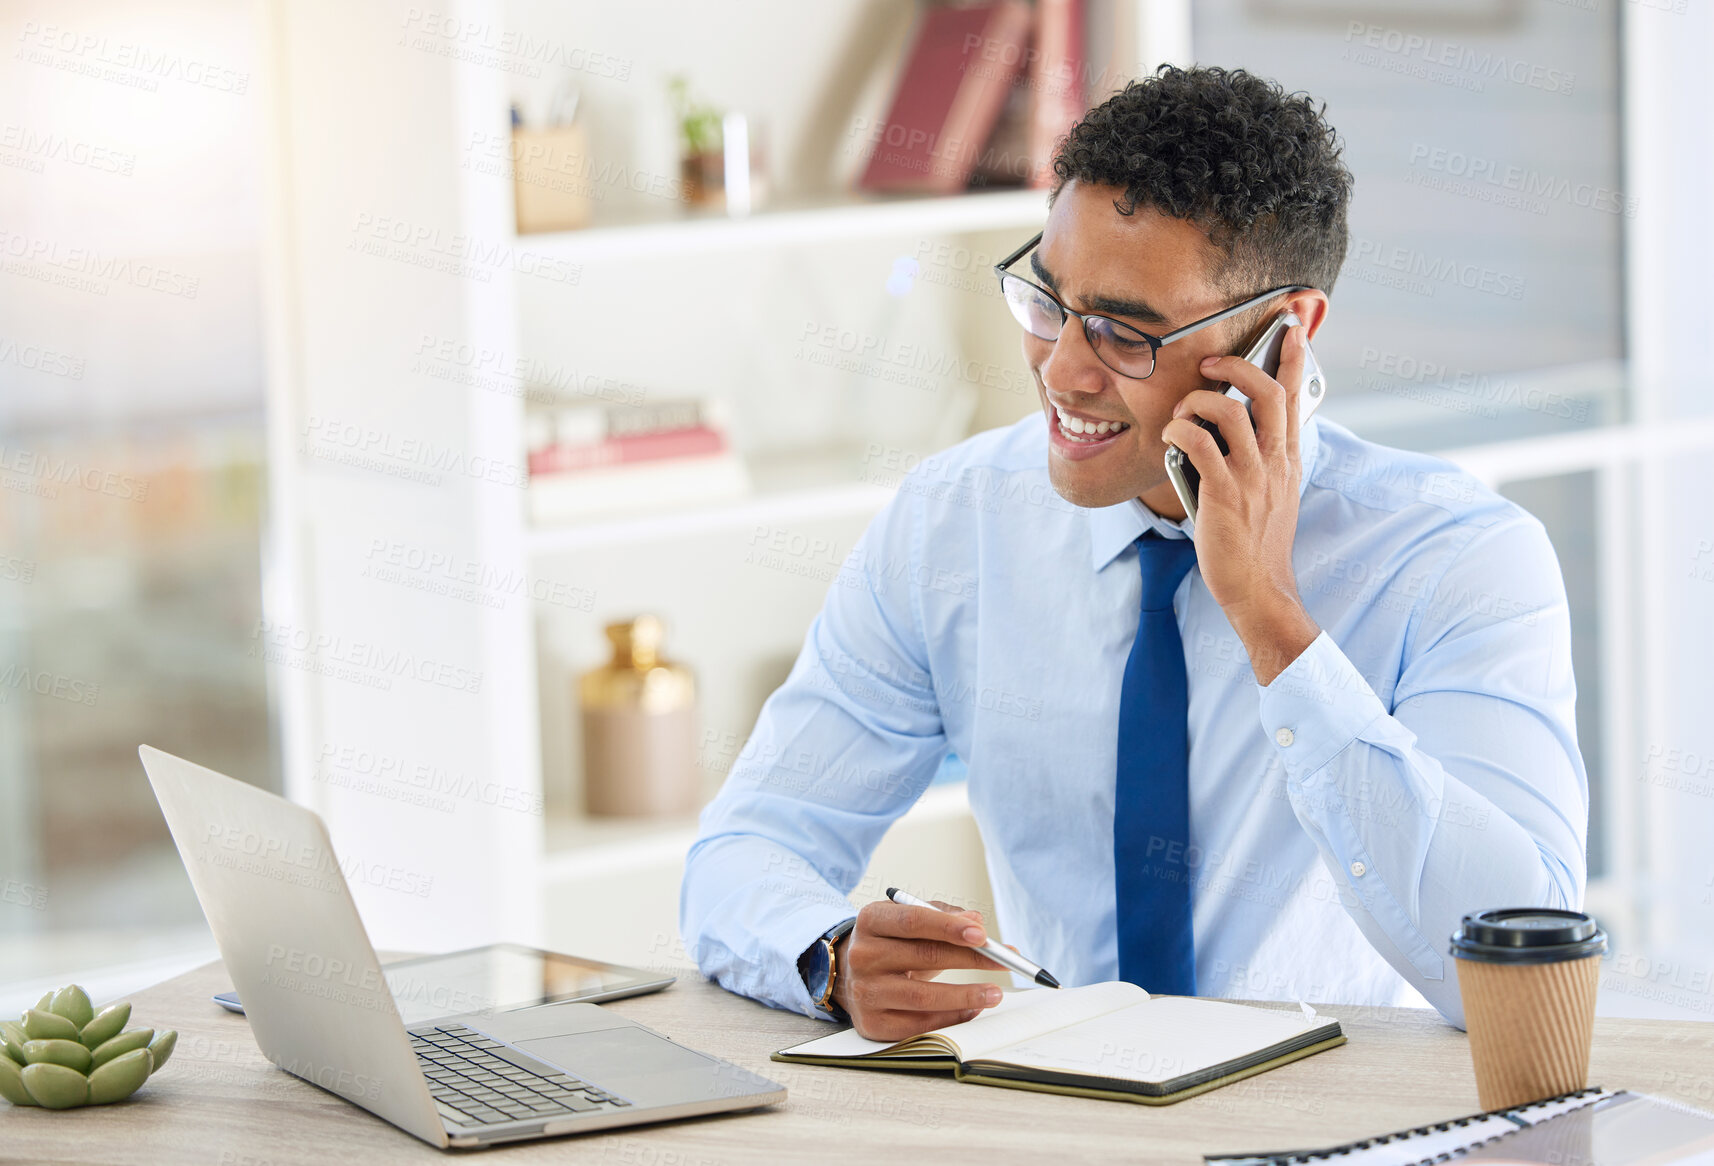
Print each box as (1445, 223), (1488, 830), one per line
(993, 231), (1312, 380)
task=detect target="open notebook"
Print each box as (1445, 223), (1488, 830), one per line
(773, 981), (1345, 1106)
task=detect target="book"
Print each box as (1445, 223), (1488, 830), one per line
(1206, 1087), (1714, 1165)
(970, 0), (1084, 190)
(1026, 0), (1084, 186)
(527, 451), (751, 526)
(528, 399), (711, 451)
(603, 400), (706, 440)
(525, 395), (748, 526)
(527, 425), (726, 476)
(968, 65), (1035, 189)
(858, 0), (1034, 193)
(773, 980), (1345, 1106)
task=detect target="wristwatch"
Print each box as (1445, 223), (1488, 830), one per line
(799, 918), (857, 1019)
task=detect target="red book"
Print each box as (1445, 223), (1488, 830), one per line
(1027, 0), (1084, 188)
(528, 426), (726, 477)
(859, 0), (1034, 193)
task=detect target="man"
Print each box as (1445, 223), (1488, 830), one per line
(680, 66), (1587, 1041)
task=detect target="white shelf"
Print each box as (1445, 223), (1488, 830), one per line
(515, 187), (1049, 263)
(539, 781), (973, 886)
(526, 478), (895, 556)
(541, 813), (702, 884)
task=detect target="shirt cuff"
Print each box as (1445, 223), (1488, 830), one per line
(783, 907), (860, 1021)
(1256, 631), (1390, 783)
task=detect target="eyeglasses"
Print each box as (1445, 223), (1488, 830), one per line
(993, 231), (1309, 380)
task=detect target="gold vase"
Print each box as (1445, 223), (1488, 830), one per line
(579, 616), (699, 817)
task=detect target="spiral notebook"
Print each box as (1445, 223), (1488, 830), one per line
(1207, 1087), (1714, 1165)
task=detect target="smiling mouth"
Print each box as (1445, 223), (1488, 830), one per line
(1051, 403), (1131, 444)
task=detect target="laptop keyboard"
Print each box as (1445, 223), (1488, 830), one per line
(408, 1023), (633, 1128)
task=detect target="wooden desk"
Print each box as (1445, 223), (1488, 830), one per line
(4, 958), (1710, 1165)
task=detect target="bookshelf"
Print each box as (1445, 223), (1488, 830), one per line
(525, 478), (895, 556)
(260, 0), (1184, 961)
(512, 188), (1051, 263)
(541, 782), (989, 968)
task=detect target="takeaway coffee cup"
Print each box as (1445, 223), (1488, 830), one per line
(1450, 908), (1607, 1111)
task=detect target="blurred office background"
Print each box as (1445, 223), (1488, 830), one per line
(3, 0), (1711, 1027)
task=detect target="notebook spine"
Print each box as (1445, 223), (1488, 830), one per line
(1506, 1086), (1610, 1119)
(1398, 1088), (1614, 1166)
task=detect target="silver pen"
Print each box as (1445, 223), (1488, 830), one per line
(886, 886), (1062, 989)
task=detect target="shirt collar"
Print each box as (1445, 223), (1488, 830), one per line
(1085, 415), (1323, 572)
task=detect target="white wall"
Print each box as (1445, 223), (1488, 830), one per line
(258, 0), (539, 951)
(1624, 0), (1714, 987)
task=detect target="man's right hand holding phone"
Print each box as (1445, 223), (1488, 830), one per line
(1163, 322), (1323, 687)
(831, 898), (1009, 1041)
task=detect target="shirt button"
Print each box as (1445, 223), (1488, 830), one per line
(1350, 861), (1367, 878)
(1275, 727), (1295, 747)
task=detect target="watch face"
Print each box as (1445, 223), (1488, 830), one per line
(805, 920), (857, 1014)
(803, 938), (834, 1001)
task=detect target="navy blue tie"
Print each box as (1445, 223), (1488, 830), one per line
(1114, 532), (1200, 995)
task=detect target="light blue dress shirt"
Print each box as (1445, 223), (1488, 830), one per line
(679, 413), (1588, 1029)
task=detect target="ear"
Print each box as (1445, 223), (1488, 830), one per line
(1285, 290), (1330, 342)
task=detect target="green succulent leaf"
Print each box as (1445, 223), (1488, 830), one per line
(87, 1048), (153, 1105)
(21, 1009), (79, 1042)
(33, 991), (54, 1014)
(90, 1028), (154, 1071)
(1, 1029), (25, 1066)
(22, 1039), (92, 1074)
(20, 1062), (88, 1109)
(147, 1029), (177, 1074)
(48, 985), (94, 1030)
(79, 1002), (130, 1049)
(0, 1052), (36, 1106)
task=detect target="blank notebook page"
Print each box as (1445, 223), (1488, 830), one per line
(940, 981), (1148, 1061)
(784, 981), (1147, 1061)
(991, 996), (1328, 1083)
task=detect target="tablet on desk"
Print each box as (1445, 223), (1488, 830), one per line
(212, 942), (675, 1025)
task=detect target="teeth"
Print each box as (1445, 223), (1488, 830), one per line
(1053, 405), (1129, 441)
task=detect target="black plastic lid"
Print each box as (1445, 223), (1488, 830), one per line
(1449, 908), (1608, 965)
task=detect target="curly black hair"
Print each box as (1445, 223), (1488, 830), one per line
(1051, 65), (1353, 301)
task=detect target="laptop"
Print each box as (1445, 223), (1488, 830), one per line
(138, 744), (785, 1149)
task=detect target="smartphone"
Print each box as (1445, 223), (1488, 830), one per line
(1164, 310), (1326, 530)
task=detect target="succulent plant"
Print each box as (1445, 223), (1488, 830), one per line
(0, 985), (176, 1109)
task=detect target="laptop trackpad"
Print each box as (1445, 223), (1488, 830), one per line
(517, 1027), (716, 1082)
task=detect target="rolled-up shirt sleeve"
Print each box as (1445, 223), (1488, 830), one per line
(1258, 512), (1589, 1028)
(680, 486), (949, 1018)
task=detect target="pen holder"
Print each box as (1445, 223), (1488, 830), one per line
(512, 124), (595, 234)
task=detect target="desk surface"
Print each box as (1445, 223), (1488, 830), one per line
(3, 957), (1710, 1165)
